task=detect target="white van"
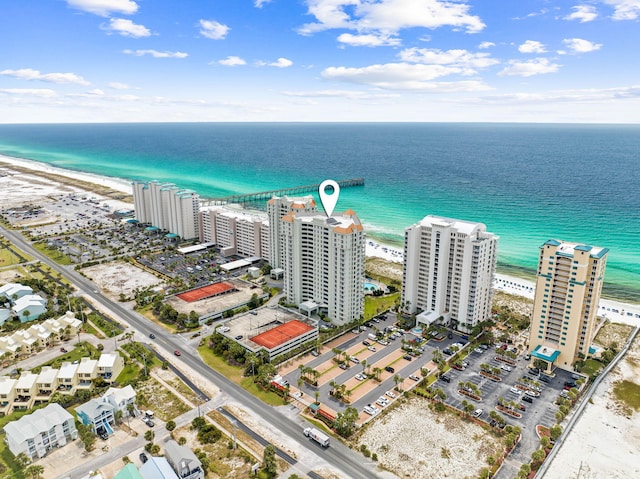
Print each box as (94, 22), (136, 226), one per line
(368, 333), (377, 341)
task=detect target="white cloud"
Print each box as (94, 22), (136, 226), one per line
(108, 82), (131, 90)
(0, 88), (58, 98)
(218, 56), (247, 66)
(254, 0), (271, 7)
(299, 0), (485, 37)
(604, 0), (640, 20)
(478, 41), (495, 49)
(66, 0), (138, 17)
(87, 89), (105, 95)
(337, 33), (401, 47)
(519, 40), (546, 53)
(269, 58), (294, 68)
(102, 18), (151, 37)
(282, 89), (399, 100)
(199, 20), (230, 40)
(561, 38), (603, 53)
(0, 68), (90, 85)
(321, 62), (491, 91)
(564, 5), (599, 22)
(399, 48), (499, 73)
(498, 58), (560, 77)
(123, 49), (188, 58)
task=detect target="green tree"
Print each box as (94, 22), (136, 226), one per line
(333, 406), (359, 437)
(197, 424), (222, 444)
(166, 420), (176, 431)
(144, 430), (155, 442)
(178, 436), (187, 446)
(263, 444), (277, 477)
(191, 416), (206, 430)
(550, 424), (563, 441)
(15, 452), (31, 469)
(25, 464), (45, 479)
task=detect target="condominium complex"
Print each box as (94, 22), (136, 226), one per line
(402, 215), (498, 332)
(132, 180), (200, 240)
(278, 208), (365, 324)
(267, 195), (317, 269)
(199, 206), (270, 258)
(528, 240), (608, 369)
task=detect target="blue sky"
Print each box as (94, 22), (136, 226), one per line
(1, 0), (639, 123)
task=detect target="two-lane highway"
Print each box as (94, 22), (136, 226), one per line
(1, 225), (391, 479)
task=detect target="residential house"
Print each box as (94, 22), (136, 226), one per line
(103, 385), (136, 416)
(13, 372), (38, 410)
(12, 294), (47, 322)
(0, 376), (17, 416)
(56, 310), (83, 336)
(139, 457), (179, 479)
(75, 398), (116, 436)
(76, 357), (98, 389)
(97, 353), (124, 383)
(4, 403), (77, 460)
(57, 361), (79, 393)
(114, 463), (144, 479)
(164, 440), (204, 479)
(0, 283), (33, 302)
(0, 308), (10, 326)
(0, 336), (21, 358)
(26, 323), (53, 348)
(13, 330), (40, 355)
(34, 367), (59, 405)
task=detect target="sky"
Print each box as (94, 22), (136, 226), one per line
(1, 0), (640, 123)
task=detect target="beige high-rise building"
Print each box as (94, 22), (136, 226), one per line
(402, 215), (498, 332)
(199, 206), (269, 258)
(279, 209), (365, 325)
(267, 195), (317, 269)
(528, 240), (608, 370)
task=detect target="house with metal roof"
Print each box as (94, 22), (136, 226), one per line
(164, 440), (204, 479)
(75, 397), (116, 436)
(4, 403), (77, 460)
(140, 456), (179, 479)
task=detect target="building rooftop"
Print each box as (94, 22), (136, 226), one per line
(77, 357), (98, 374)
(252, 319), (315, 349)
(58, 361), (79, 379)
(416, 215), (488, 236)
(36, 367), (58, 384)
(4, 403), (73, 444)
(98, 353), (118, 368)
(75, 398), (114, 419)
(140, 456), (179, 479)
(543, 239), (609, 259)
(0, 376), (17, 395)
(15, 372), (38, 389)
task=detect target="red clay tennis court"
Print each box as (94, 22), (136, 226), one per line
(252, 320), (314, 349)
(177, 282), (235, 302)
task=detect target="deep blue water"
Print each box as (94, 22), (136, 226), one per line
(0, 123), (638, 302)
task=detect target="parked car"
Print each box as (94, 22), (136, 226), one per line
(350, 356), (360, 364)
(502, 365), (512, 372)
(442, 349), (453, 356)
(440, 375), (451, 383)
(149, 333), (155, 339)
(339, 363), (348, 370)
(376, 396), (389, 407)
(409, 375), (421, 381)
(510, 387), (522, 395)
(539, 375), (550, 383)
(174, 350), (181, 356)
(403, 354), (412, 361)
(385, 390), (396, 398)
(139, 452), (148, 464)
(363, 405), (378, 416)
(522, 395), (533, 403)
(472, 409), (483, 418)
(355, 373), (365, 381)
(385, 366), (395, 373)
(368, 346), (377, 352)
(310, 350), (319, 357)
(60, 347), (67, 353)
(362, 340), (371, 346)
(235, 335), (243, 340)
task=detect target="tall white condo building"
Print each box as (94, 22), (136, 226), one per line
(272, 200), (365, 325)
(132, 180), (200, 240)
(402, 215), (498, 332)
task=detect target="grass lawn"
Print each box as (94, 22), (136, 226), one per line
(116, 363), (141, 384)
(0, 437), (26, 479)
(613, 380), (640, 411)
(81, 321), (103, 338)
(580, 359), (603, 376)
(198, 344), (284, 406)
(0, 244), (31, 266)
(135, 305), (180, 333)
(32, 241), (73, 265)
(364, 293), (399, 320)
(87, 312), (124, 338)
(33, 342), (99, 371)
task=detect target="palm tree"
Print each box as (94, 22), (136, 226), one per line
(314, 391), (320, 405)
(26, 464), (44, 479)
(361, 359), (367, 375)
(373, 367), (382, 382)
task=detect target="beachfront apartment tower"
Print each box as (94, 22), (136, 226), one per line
(527, 240), (608, 370)
(279, 209), (365, 324)
(402, 215), (498, 333)
(132, 180), (199, 240)
(267, 196), (317, 269)
(199, 206), (269, 258)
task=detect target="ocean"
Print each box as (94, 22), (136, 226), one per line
(0, 123), (638, 302)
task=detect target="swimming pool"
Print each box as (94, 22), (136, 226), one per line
(364, 282), (378, 291)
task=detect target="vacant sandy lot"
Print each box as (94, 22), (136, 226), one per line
(544, 333), (640, 479)
(83, 261), (164, 297)
(358, 398), (502, 479)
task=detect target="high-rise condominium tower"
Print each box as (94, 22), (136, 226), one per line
(402, 215), (498, 332)
(528, 240), (608, 370)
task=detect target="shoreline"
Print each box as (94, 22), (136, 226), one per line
(0, 152), (638, 312)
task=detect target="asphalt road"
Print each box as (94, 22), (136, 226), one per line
(1, 225), (389, 479)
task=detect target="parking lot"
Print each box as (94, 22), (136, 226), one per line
(282, 314), (469, 422)
(434, 344), (585, 476)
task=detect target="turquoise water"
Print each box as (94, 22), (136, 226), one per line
(364, 282), (379, 291)
(0, 123), (638, 302)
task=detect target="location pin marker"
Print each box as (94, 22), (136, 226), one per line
(319, 179), (340, 217)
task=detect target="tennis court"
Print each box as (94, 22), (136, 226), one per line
(177, 281), (236, 302)
(252, 320), (315, 349)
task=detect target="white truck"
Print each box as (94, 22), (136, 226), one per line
(304, 427), (330, 447)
